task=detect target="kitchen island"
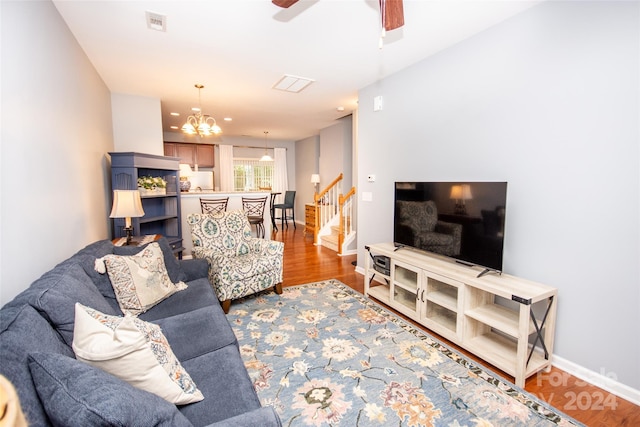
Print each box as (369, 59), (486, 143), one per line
(180, 191), (274, 257)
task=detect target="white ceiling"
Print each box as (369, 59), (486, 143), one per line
(52, 0), (540, 141)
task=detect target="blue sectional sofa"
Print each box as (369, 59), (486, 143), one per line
(0, 237), (281, 427)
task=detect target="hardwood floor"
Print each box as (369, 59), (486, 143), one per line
(273, 226), (639, 427)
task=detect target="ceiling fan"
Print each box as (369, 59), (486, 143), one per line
(272, 0), (404, 31)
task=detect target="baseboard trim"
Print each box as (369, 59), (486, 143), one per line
(551, 355), (640, 406)
(354, 264), (640, 406)
(340, 249), (357, 256)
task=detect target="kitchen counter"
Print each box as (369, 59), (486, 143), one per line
(180, 191), (275, 257)
(180, 190), (270, 198)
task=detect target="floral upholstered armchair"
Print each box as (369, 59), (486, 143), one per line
(187, 210), (284, 313)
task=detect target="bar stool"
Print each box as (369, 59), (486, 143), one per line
(242, 196), (268, 238)
(200, 197), (229, 214)
(269, 192), (280, 232)
(273, 191), (296, 229)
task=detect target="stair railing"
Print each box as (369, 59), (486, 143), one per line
(337, 186), (356, 255)
(313, 173), (356, 254)
(314, 173), (343, 244)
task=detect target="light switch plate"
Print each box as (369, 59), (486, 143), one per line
(373, 96), (383, 111)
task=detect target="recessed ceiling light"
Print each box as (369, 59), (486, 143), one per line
(273, 74), (315, 93)
(192, 107), (200, 112)
(170, 112), (180, 116)
(170, 126), (179, 130)
(224, 117), (232, 122)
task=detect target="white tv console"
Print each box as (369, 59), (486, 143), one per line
(364, 242), (557, 388)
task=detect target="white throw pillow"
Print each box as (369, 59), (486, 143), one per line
(72, 303), (204, 405)
(95, 242), (187, 316)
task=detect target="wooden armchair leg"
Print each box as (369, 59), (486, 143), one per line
(221, 299), (231, 314)
(274, 282), (283, 295)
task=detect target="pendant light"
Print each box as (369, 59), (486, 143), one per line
(260, 131), (273, 162)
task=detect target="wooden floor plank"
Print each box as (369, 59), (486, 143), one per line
(273, 226), (639, 426)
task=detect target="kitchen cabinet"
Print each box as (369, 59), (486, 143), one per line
(163, 142), (215, 168)
(109, 152), (183, 257)
(196, 144), (215, 167)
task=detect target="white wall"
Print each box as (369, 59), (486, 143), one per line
(1, 0), (114, 304)
(112, 93), (163, 155)
(357, 1), (639, 390)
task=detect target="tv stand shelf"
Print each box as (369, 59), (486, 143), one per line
(365, 242), (557, 387)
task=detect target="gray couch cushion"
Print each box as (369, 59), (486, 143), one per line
(178, 345), (262, 426)
(28, 352), (193, 427)
(152, 304), (237, 362)
(31, 262), (117, 346)
(210, 407), (282, 427)
(0, 305), (74, 426)
(74, 240), (120, 313)
(140, 277), (219, 322)
(179, 258), (210, 282)
(77, 253), (121, 314)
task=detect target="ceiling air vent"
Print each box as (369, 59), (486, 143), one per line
(272, 74), (315, 93)
(146, 11), (167, 32)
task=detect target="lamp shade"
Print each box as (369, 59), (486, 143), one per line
(179, 163), (193, 178)
(460, 184), (473, 200)
(450, 184), (472, 200)
(311, 174), (320, 184)
(110, 190), (145, 219)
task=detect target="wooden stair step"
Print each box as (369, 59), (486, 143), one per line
(321, 233), (339, 252)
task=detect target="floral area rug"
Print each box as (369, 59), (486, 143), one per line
(227, 280), (582, 427)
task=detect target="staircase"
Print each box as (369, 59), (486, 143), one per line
(312, 174), (356, 255)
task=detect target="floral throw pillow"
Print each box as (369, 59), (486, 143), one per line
(95, 242), (187, 316)
(72, 303), (204, 405)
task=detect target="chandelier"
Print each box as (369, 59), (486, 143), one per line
(182, 84), (222, 137)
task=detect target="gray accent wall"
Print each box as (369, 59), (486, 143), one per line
(1, 0), (114, 304)
(295, 135), (320, 224)
(357, 1), (639, 390)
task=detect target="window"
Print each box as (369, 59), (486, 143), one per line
(233, 159), (273, 191)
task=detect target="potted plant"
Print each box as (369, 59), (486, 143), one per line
(137, 176), (167, 195)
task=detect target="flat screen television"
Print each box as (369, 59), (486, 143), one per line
(394, 182), (508, 276)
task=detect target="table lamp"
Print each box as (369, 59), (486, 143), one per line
(110, 190), (145, 245)
(179, 163), (193, 192)
(450, 184), (473, 215)
(311, 174), (320, 193)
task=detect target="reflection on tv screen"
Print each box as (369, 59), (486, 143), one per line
(394, 182), (508, 272)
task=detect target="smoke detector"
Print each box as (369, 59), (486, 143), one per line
(146, 11), (167, 32)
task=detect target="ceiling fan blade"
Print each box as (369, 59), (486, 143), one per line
(380, 0), (404, 31)
(272, 0), (300, 8)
